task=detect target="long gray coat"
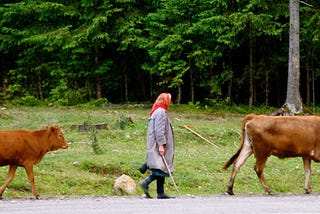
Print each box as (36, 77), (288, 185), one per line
(146, 108), (174, 173)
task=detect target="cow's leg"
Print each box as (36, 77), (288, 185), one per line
(254, 156), (273, 195)
(227, 138), (252, 195)
(302, 157), (312, 194)
(24, 165), (39, 199)
(0, 165), (18, 198)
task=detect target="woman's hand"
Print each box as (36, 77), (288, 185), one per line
(159, 145), (165, 156)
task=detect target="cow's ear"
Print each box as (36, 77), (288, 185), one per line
(49, 126), (58, 132)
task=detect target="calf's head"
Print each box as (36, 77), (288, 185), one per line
(47, 126), (68, 151)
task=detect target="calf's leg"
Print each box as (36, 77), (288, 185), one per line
(24, 165), (39, 199)
(302, 157), (312, 194)
(0, 165), (18, 198)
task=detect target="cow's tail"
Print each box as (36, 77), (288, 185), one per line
(222, 114), (255, 170)
(222, 149), (241, 170)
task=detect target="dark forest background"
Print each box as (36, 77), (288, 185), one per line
(1, 0), (320, 107)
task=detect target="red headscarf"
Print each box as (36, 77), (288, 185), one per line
(149, 93), (172, 116)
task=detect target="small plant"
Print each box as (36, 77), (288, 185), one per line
(117, 115), (134, 130)
(82, 115), (104, 155)
(89, 123), (104, 155)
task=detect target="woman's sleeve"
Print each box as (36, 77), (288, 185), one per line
(154, 110), (167, 145)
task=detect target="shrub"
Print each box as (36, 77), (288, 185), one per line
(11, 95), (44, 106)
(49, 81), (88, 106)
(85, 98), (109, 107)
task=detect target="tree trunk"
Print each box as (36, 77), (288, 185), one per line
(36, 55), (44, 101)
(190, 75), (194, 104)
(0, 57), (8, 100)
(228, 79), (232, 102)
(189, 59), (194, 104)
(124, 72), (128, 102)
(248, 25), (254, 108)
(306, 58), (310, 107)
(96, 77), (102, 99)
(38, 74), (44, 101)
(123, 53), (128, 102)
(176, 85), (181, 104)
(265, 69), (269, 106)
(95, 46), (102, 99)
(93, 2), (102, 100)
(273, 0), (302, 116)
(312, 64), (315, 112)
(227, 57), (233, 103)
(139, 69), (147, 100)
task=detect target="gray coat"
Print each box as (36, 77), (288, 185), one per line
(146, 108), (174, 173)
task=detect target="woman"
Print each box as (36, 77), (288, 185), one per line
(139, 93), (175, 199)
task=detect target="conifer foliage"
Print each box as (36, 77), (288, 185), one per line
(1, 0), (320, 107)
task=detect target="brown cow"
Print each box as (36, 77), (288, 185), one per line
(0, 126), (68, 199)
(223, 114), (320, 195)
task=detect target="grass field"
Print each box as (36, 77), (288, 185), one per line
(0, 105), (319, 198)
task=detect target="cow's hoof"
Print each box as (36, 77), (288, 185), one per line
(305, 190), (312, 194)
(226, 190), (234, 195)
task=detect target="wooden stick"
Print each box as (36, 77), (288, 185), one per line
(182, 125), (218, 148)
(162, 155), (181, 196)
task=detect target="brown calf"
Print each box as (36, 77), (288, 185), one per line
(0, 126), (68, 198)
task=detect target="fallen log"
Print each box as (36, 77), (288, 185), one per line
(71, 122), (109, 132)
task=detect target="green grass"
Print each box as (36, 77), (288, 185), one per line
(0, 105), (319, 198)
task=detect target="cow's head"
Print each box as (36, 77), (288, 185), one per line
(47, 126), (68, 151)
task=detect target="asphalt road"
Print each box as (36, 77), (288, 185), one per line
(1, 194), (320, 213)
